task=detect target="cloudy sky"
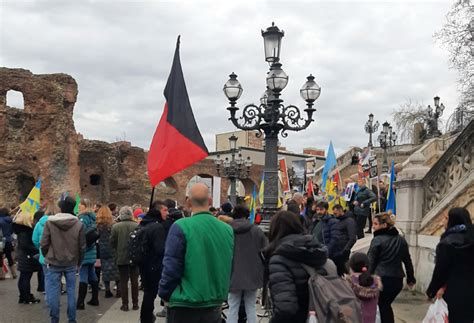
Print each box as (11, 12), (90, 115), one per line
(0, 0), (460, 155)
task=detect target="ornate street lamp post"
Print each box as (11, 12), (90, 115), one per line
(378, 121), (397, 173)
(365, 113), (379, 148)
(223, 23), (321, 219)
(426, 96), (445, 138)
(214, 134), (252, 206)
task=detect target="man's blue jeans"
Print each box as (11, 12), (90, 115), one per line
(46, 266), (77, 323)
(79, 263), (97, 284)
(227, 289), (257, 323)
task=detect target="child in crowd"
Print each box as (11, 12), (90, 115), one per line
(346, 252), (382, 323)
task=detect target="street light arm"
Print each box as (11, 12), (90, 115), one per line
(227, 103), (264, 131)
(280, 104), (315, 136)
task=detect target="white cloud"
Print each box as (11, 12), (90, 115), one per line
(0, 0), (459, 155)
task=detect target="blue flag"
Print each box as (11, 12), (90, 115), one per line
(321, 141), (337, 192)
(385, 160), (396, 214)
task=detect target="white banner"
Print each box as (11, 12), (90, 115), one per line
(212, 176), (221, 207)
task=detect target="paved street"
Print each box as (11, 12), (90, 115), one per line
(0, 272), (429, 323)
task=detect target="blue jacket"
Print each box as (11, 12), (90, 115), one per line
(0, 215), (13, 243)
(312, 214), (339, 257)
(32, 215), (49, 265)
(79, 212), (97, 265)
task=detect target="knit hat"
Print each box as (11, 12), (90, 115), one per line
(133, 208), (144, 219)
(221, 202), (233, 214)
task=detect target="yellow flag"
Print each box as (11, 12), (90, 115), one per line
(326, 180), (338, 213)
(19, 179), (41, 217)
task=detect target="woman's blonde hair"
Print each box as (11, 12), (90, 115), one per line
(80, 198), (94, 213)
(96, 206), (114, 228)
(374, 211), (395, 227)
(45, 202), (60, 215)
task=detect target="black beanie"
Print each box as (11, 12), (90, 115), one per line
(58, 196), (76, 215)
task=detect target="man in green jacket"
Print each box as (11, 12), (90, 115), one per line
(158, 183), (234, 323)
(110, 206), (139, 312)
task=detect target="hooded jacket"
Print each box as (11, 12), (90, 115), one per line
(268, 234), (328, 323)
(13, 223), (41, 272)
(229, 218), (267, 292)
(139, 215), (165, 273)
(78, 212), (97, 265)
(426, 225), (474, 323)
(32, 215), (49, 265)
(110, 211), (138, 266)
(40, 213), (86, 267)
(346, 274), (381, 323)
(368, 227), (416, 283)
(0, 213), (13, 243)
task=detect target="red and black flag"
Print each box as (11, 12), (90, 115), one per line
(147, 37), (209, 187)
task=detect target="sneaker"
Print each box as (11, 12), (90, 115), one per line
(23, 296), (40, 304)
(156, 309), (167, 317)
(120, 305), (129, 312)
(105, 290), (114, 298)
(132, 304), (139, 311)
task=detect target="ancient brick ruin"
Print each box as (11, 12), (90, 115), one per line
(0, 68), (261, 208)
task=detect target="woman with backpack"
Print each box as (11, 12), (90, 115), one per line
(77, 198), (99, 310)
(265, 211), (328, 323)
(96, 206), (120, 298)
(426, 207), (474, 323)
(368, 212), (415, 323)
(346, 252), (381, 323)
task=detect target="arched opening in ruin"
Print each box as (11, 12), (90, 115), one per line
(90, 174), (101, 186)
(16, 174), (35, 202)
(6, 90), (25, 109)
(186, 174), (213, 197)
(226, 179), (246, 204)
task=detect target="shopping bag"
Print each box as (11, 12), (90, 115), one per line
(375, 305), (381, 323)
(422, 299), (449, 323)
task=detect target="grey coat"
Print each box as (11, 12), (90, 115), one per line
(229, 219), (267, 292)
(41, 213), (86, 267)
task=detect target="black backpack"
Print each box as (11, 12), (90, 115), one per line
(128, 226), (147, 265)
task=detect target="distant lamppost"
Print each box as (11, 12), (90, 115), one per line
(223, 23), (320, 219)
(365, 113), (379, 148)
(426, 96), (445, 138)
(214, 134), (252, 206)
(378, 121), (397, 173)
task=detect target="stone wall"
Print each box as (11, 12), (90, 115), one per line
(0, 68), (80, 207)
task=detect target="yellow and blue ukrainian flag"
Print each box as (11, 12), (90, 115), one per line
(19, 179), (41, 218)
(249, 185), (257, 224)
(321, 141), (337, 192)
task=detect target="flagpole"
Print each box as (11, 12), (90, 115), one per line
(376, 175), (381, 214)
(149, 186), (155, 210)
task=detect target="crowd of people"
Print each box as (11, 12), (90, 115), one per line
(0, 181), (473, 323)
